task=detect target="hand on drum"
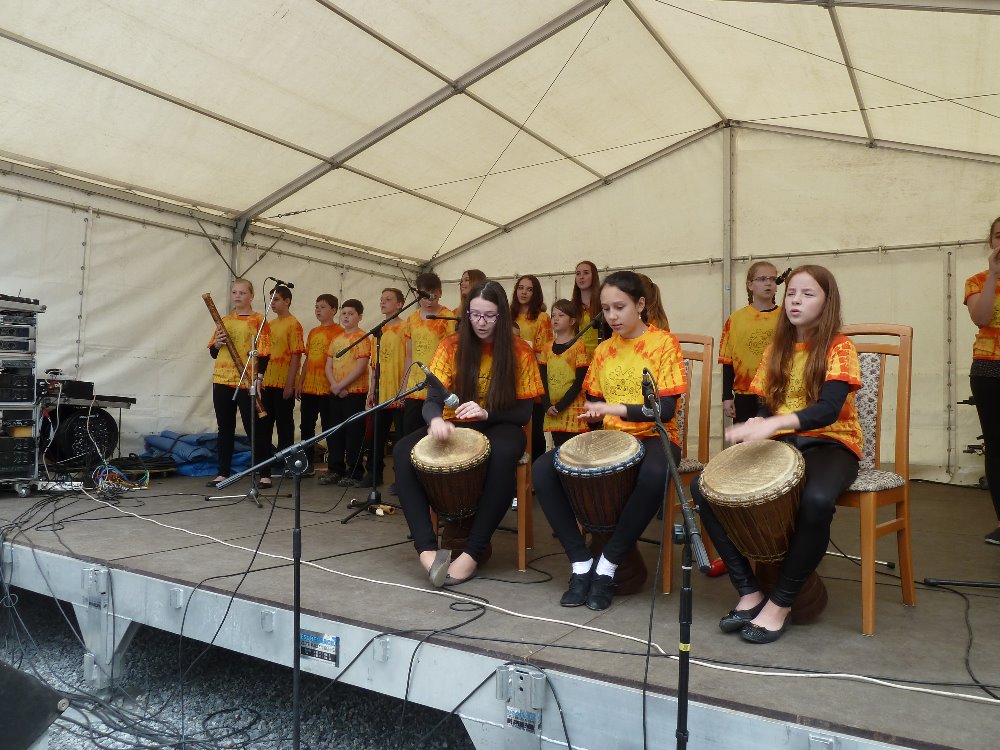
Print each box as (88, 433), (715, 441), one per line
(453, 400), (488, 422)
(428, 416), (455, 441)
(725, 413), (800, 444)
(578, 400), (624, 423)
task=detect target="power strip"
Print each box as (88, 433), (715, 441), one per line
(38, 481), (84, 491)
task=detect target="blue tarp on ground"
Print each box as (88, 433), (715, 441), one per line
(142, 431), (251, 477)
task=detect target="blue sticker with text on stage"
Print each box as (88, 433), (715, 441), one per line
(505, 706), (540, 734)
(300, 630), (339, 666)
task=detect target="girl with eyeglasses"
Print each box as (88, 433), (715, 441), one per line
(965, 215), (1000, 546)
(533, 272), (686, 611)
(719, 261), (782, 424)
(393, 280), (543, 586)
(693, 265), (861, 643)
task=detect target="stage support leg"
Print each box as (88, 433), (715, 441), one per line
(70, 566), (140, 693)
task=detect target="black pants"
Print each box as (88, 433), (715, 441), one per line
(549, 431), (578, 449)
(261, 386), (296, 451)
(329, 393), (367, 479)
(370, 407), (404, 482)
(402, 398), (427, 437)
(531, 403), (546, 464)
(733, 393), (760, 424)
(533, 436), (681, 566)
(693, 438), (859, 607)
(971, 375), (1000, 520)
(394, 422), (525, 561)
(213, 384), (271, 478)
(300, 393), (334, 469)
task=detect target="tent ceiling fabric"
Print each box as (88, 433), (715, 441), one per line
(2, 0), (999, 262)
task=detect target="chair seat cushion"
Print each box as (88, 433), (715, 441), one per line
(678, 457), (704, 474)
(847, 469), (904, 492)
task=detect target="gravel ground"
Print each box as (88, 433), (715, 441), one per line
(3, 589), (475, 750)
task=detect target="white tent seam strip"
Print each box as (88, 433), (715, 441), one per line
(827, 6), (875, 143)
(622, 0), (727, 121)
(235, 0), (611, 225)
(712, 0), (1000, 14)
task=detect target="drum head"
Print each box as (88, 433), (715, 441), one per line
(699, 440), (804, 507)
(411, 428), (490, 471)
(555, 430), (642, 471)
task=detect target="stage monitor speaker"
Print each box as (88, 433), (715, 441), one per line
(0, 661), (67, 749)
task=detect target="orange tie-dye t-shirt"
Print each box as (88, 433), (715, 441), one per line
(369, 318), (407, 407)
(583, 328), (687, 443)
(515, 311), (553, 356)
(262, 315), (305, 389)
(719, 304), (781, 395)
(428, 335), (544, 422)
(578, 309), (600, 359)
(403, 308), (457, 398)
(539, 338), (589, 434)
(327, 329), (372, 395)
(299, 323), (344, 395)
(208, 312), (271, 388)
(750, 334), (863, 458)
(964, 271), (1000, 361)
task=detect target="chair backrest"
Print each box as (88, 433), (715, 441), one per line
(671, 333), (714, 464)
(841, 324), (913, 479)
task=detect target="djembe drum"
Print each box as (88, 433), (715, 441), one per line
(411, 428), (492, 563)
(554, 430), (648, 594)
(698, 440), (828, 623)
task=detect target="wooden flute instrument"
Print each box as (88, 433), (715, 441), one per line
(202, 292), (267, 418)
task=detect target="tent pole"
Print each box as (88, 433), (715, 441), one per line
(721, 124), (734, 453)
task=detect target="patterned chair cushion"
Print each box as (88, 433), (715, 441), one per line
(847, 468), (904, 493)
(855, 352), (881, 471)
(678, 457), (704, 474)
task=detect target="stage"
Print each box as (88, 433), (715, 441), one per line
(1, 473), (997, 749)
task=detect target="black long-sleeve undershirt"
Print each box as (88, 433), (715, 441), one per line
(539, 353), (587, 413)
(756, 379), (851, 430)
(421, 379), (533, 426)
(586, 393), (678, 423)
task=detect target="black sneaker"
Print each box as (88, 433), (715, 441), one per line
(986, 529), (1000, 546)
(559, 570), (593, 607)
(586, 574), (615, 611)
(317, 472), (341, 486)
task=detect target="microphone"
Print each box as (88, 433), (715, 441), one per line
(415, 362), (460, 408)
(417, 290), (437, 302)
(641, 367), (657, 419)
(425, 314), (460, 321)
(776, 268), (792, 285)
(267, 277), (295, 288)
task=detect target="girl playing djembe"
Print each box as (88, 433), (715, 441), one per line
(692, 265), (862, 644)
(533, 271), (686, 611)
(393, 280), (543, 587)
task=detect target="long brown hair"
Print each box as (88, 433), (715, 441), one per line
(455, 280), (516, 413)
(745, 261), (778, 305)
(511, 274), (546, 320)
(460, 269), (486, 309)
(763, 265), (843, 412)
(638, 274), (669, 330)
(571, 260), (601, 320)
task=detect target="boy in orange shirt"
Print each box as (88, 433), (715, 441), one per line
(261, 285), (305, 463)
(325, 299), (371, 487)
(296, 294), (342, 478)
(366, 288), (407, 487)
(401, 272), (456, 436)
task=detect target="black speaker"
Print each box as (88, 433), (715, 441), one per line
(0, 661), (67, 749)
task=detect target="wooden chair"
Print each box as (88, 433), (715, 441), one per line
(838, 324), (916, 635)
(428, 420), (534, 571)
(660, 333), (715, 594)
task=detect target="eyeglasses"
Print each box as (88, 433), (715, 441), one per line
(467, 311), (499, 323)
(752, 275), (778, 283)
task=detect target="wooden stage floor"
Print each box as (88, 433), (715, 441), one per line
(1, 473), (997, 749)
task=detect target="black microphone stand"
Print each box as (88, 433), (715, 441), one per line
(338, 296), (422, 523)
(217, 381), (428, 750)
(643, 371), (710, 750)
(563, 310), (604, 350)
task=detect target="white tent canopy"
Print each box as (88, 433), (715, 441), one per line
(1, 0), (999, 482)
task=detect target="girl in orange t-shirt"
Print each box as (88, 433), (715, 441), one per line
(693, 265), (861, 644)
(534, 272), (686, 611)
(393, 280), (543, 587)
(538, 299), (589, 447)
(511, 274), (553, 463)
(964, 215), (1000, 544)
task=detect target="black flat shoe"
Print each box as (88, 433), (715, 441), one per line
(586, 574), (615, 611)
(740, 617), (790, 644)
(443, 572), (476, 586)
(719, 598), (767, 633)
(428, 549), (451, 588)
(559, 570), (593, 607)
